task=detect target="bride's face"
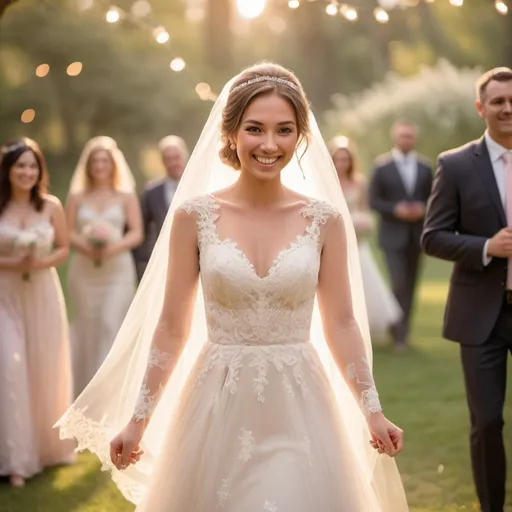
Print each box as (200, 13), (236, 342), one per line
(88, 149), (115, 186)
(235, 93), (299, 181)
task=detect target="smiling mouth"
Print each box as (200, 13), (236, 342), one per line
(254, 155), (280, 166)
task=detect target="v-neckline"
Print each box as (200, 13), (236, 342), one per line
(208, 195), (314, 281)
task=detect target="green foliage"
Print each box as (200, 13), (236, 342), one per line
(324, 60), (484, 170)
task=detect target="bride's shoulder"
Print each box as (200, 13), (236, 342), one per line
(298, 194), (341, 222)
(176, 194), (217, 216)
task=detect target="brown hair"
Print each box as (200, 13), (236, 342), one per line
(219, 62), (311, 170)
(327, 136), (361, 182)
(85, 146), (120, 191)
(476, 67), (512, 101)
(0, 137), (48, 215)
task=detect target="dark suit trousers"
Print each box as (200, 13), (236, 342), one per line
(383, 240), (421, 344)
(460, 301), (512, 512)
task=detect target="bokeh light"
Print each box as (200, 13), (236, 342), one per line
(21, 109), (35, 124)
(67, 62), (83, 76)
(35, 64), (50, 78)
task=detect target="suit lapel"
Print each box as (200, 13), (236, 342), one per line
(474, 137), (506, 227)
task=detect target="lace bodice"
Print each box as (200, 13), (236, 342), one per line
(132, 195), (381, 423)
(75, 203), (125, 240)
(188, 195), (329, 346)
(0, 220), (55, 260)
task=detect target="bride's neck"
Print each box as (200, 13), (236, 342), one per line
(232, 173), (285, 206)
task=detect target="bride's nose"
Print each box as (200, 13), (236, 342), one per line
(260, 133), (278, 153)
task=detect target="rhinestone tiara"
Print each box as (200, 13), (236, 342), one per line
(231, 76), (299, 94)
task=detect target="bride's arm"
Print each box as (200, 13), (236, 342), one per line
(132, 206), (199, 425)
(110, 206), (199, 470)
(317, 213), (402, 456)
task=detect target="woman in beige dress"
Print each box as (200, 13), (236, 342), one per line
(66, 136), (143, 396)
(328, 136), (402, 342)
(0, 138), (75, 487)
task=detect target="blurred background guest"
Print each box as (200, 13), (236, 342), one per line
(329, 136), (401, 343)
(369, 121), (433, 351)
(66, 136), (142, 396)
(0, 138), (75, 487)
(133, 135), (188, 282)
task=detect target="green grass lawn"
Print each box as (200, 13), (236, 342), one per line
(1, 255), (511, 512)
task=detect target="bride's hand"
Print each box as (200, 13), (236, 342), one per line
(110, 420), (146, 470)
(366, 412), (403, 457)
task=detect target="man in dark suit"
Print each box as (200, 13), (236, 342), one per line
(422, 67), (512, 512)
(369, 120), (433, 350)
(133, 135), (188, 281)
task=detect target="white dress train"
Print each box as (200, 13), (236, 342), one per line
(343, 186), (402, 342)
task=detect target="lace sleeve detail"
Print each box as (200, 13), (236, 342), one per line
(178, 195), (218, 247)
(346, 359), (382, 415)
(315, 203), (383, 417)
(133, 347), (173, 421)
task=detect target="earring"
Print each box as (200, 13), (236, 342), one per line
(229, 143), (236, 150)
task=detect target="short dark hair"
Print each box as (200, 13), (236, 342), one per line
(476, 67), (512, 101)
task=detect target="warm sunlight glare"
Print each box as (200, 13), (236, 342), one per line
(237, 0), (266, 19)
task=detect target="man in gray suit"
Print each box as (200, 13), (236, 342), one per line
(369, 121), (433, 349)
(133, 135), (188, 281)
(422, 67), (512, 512)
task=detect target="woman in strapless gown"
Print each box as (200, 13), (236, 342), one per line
(328, 137), (402, 343)
(66, 136), (143, 396)
(0, 138), (75, 487)
(59, 64), (408, 511)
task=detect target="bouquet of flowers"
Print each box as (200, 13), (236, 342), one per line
(82, 221), (117, 267)
(14, 231), (38, 281)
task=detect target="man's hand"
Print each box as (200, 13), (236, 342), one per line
(487, 228), (512, 258)
(394, 201), (425, 222)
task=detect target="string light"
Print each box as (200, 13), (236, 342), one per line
(288, 0), (300, 9)
(153, 26), (170, 44)
(131, 0), (152, 17)
(195, 82), (216, 101)
(340, 5), (358, 20)
(35, 64), (50, 78)
(325, 2), (338, 16)
(374, 7), (389, 23)
(106, 7), (120, 23)
(170, 57), (186, 72)
(237, 0), (266, 19)
(76, 0), (93, 10)
(495, 0), (508, 14)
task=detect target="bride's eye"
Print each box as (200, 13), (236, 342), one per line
(245, 126), (261, 133)
(279, 127), (293, 134)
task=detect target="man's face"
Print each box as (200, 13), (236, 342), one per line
(393, 124), (417, 154)
(162, 146), (186, 180)
(477, 79), (512, 139)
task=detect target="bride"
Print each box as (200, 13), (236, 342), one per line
(58, 62), (408, 511)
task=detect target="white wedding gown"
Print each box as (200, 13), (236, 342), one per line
(127, 195), (408, 511)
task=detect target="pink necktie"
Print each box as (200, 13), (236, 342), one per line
(503, 151), (512, 289)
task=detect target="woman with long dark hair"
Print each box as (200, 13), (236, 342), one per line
(0, 138), (74, 487)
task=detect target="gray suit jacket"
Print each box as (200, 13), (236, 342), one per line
(369, 153), (433, 251)
(421, 137), (507, 345)
(133, 179), (172, 281)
